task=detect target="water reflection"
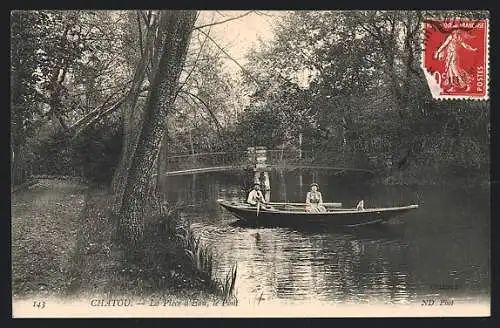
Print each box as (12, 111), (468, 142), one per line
(189, 218), (416, 305)
(158, 169), (490, 305)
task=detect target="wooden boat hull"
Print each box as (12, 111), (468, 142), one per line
(217, 201), (418, 227)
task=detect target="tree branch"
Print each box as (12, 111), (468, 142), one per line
(140, 10), (149, 26)
(193, 11), (254, 30)
(68, 80), (131, 98)
(196, 29), (262, 87)
(176, 25), (212, 98)
(69, 96), (123, 131)
(67, 83), (149, 135)
(178, 90), (222, 134)
(177, 94), (210, 124)
(70, 98), (125, 140)
(136, 11), (144, 58)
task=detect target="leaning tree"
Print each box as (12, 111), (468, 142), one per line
(116, 10), (198, 249)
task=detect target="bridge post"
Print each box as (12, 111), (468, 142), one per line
(255, 146), (267, 171)
(263, 171), (270, 202)
(299, 133), (303, 159)
(247, 147), (256, 166)
(252, 146), (271, 202)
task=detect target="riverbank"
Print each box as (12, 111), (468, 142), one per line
(376, 167), (490, 188)
(11, 178), (236, 306)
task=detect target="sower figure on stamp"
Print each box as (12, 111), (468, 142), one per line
(434, 29), (477, 92)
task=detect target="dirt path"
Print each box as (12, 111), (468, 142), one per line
(11, 179), (88, 298)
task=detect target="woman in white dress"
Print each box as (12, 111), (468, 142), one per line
(305, 183), (326, 213)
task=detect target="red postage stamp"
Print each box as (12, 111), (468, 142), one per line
(422, 18), (489, 100)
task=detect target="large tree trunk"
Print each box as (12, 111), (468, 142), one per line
(11, 41), (28, 187)
(118, 10), (197, 248)
(11, 103), (24, 186)
(110, 11), (161, 214)
(11, 134), (27, 187)
(152, 131), (168, 198)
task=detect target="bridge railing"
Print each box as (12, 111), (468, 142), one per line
(163, 149), (375, 177)
(265, 150), (318, 166)
(165, 151), (250, 172)
(165, 149), (331, 172)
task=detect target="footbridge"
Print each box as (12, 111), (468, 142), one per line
(163, 148), (375, 177)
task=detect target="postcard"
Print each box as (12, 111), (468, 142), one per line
(11, 10), (490, 318)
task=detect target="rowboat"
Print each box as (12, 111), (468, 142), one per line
(217, 200), (419, 227)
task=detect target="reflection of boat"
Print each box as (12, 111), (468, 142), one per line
(217, 200), (418, 227)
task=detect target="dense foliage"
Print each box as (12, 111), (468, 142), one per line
(31, 120), (122, 184)
(11, 10), (130, 184)
(220, 11), (489, 182)
(11, 10), (489, 186)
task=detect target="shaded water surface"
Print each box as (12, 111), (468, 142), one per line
(159, 170), (490, 305)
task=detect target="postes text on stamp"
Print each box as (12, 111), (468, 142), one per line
(422, 18), (488, 100)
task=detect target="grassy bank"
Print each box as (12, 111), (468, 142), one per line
(12, 179), (87, 297)
(11, 179), (237, 305)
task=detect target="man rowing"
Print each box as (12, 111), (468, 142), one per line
(247, 182), (267, 206)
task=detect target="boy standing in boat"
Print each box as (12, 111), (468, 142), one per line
(247, 182), (267, 206)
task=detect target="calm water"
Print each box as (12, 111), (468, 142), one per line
(159, 170), (490, 306)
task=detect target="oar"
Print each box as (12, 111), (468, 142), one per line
(269, 202), (342, 207)
(256, 201), (261, 216)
